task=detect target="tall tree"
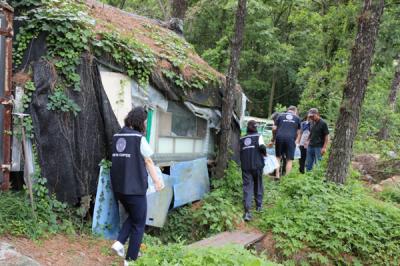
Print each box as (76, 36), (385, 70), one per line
(326, 0), (385, 184)
(216, 0), (247, 178)
(378, 55), (400, 139)
(170, 0), (187, 19)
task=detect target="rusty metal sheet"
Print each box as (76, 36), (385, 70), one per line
(0, 7), (13, 190)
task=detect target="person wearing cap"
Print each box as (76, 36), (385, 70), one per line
(270, 106), (301, 179)
(239, 120), (266, 221)
(305, 108), (329, 171)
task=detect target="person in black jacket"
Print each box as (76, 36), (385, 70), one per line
(240, 120), (266, 221)
(110, 107), (163, 265)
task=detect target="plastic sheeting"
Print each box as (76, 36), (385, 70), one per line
(99, 66), (169, 118)
(184, 101), (220, 130)
(92, 166), (174, 235)
(170, 158), (210, 208)
(146, 171), (173, 227)
(30, 57), (119, 204)
(92, 166), (120, 240)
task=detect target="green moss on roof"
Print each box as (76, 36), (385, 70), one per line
(15, 0), (223, 91)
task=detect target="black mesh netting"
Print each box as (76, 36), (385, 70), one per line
(30, 55), (120, 204)
(15, 20), (242, 204)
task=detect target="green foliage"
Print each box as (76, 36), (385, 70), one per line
(135, 244), (279, 266)
(273, 103), (287, 114)
(212, 160), (243, 200)
(256, 166), (400, 265)
(93, 32), (156, 85)
(21, 81), (36, 110)
(0, 142), (92, 239)
(47, 87), (81, 116)
(156, 161), (242, 243)
(380, 186), (400, 205)
(99, 159), (112, 171)
(192, 189), (240, 236)
(14, 0), (94, 91)
(0, 147), (76, 239)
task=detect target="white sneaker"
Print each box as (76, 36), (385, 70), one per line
(124, 260), (129, 266)
(111, 241), (125, 257)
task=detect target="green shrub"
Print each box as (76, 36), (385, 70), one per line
(212, 160), (243, 201)
(156, 160), (243, 244)
(0, 191), (75, 239)
(134, 244), (280, 266)
(256, 169), (400, 265)
(157, 188), (242, 244)
(380, 186), (400, 204)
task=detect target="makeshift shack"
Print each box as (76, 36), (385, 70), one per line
(7, 0), (246, 228)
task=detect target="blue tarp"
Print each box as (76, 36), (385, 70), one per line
(92, 158), (210, 236)
(92, 166), (120, 240)
(170, 158), (210, 208)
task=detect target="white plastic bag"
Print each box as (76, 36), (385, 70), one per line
(263, 155), (279, 175)
(294, 145), (301, 160)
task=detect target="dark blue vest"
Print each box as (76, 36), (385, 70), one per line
(240, 134), (265, 171)
(110, 127), (148, 195)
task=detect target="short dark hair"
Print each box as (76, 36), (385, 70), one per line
(124, 107), (147, 134)
(287, 105), (297, 112)
(247, 120), (258, 134)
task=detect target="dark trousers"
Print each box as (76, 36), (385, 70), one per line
(242, 169), (263, 212)
(115, 193), (147, 261)
(299, 145), (307, 174)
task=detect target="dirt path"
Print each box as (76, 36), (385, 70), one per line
(1, 234), (122, 266)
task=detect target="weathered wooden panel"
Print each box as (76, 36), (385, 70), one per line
(189, 230), (264, 248)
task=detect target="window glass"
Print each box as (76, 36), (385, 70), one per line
(159, 102), (207, 138)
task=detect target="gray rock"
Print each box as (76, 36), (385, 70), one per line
(0, 242), (41, 266)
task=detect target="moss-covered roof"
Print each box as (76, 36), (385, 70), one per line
(86, 0), (222, 87)
(14, 0), (243, 110)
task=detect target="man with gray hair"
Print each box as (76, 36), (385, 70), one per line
(271, 106), (301, 179)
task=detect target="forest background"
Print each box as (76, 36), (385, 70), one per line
(102, 0), (400, 152)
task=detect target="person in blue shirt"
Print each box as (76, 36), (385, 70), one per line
(110, 107), (163, 265)
(270, 106), (301, 180)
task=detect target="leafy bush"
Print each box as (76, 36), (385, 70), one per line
(256, 169), (400, 265)
(0, 146), (88, 239)
(380, 186), (400, 204)
(193, 189), (241, 236)
(156, 161), (242, 243)
(135, 244), (279, 266)
(0, 191), (75, 239)
(212, 160), (243, 201)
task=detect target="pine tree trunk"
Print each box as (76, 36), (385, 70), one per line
(119, 0), (126, 9)
(170, 0), (187, 19)
(379, 56), (400, 140)
(268, 70), (276, 117)
(215, 0), (247, 178)
(326, 0), (385, 184)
